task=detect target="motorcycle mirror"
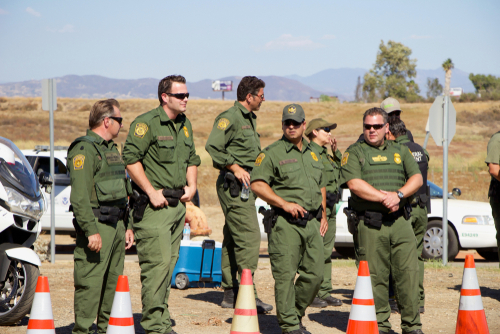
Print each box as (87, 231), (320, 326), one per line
(451, 188), (461, 197)
(38, 171), (54, 194)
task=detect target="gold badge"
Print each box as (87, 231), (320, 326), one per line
(217, 118), (230, 130)
(311, 152), (318, 161)
(255, 153), (265, 166)
(394, 153), (402, 164)
(134, 123), (148, 138)
(341, 152), (349, 166)
(183, 126), (189, 138)
(73, 154), (85, 170)
(372, 155), (388, 162)
(288, 105), (296, 114)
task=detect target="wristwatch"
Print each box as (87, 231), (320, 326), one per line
(397, 191), (404, 199)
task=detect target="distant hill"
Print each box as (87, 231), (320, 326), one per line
(0, 75), (325, 102)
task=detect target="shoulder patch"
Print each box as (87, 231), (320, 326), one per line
(134, 123), (149, 138)
(183, 126), (189, 138)
(341, 152), (349, 166)
(73, 154), (85, 170)
(311, 152), (318, 161)
(394, 153), (402, 164)
(217, 118), (230, 130)
(255, 153), (265, 166)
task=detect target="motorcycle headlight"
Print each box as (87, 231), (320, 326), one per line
(4, 186), (45, 220)
(462, 215), (494, 225)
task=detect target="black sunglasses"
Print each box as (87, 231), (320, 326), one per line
(318, 127), (331, 132)
(109, 116), (123, 125)
(363, 123), (385, 130)
(166, 92), (190, 100)
(284, 120), (303, 127)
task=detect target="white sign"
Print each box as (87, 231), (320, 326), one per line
(42, 79), (57, 111)
(212, 80), (233, 92)
(428, 96), (456, 146)
(449, 87), (463, 97)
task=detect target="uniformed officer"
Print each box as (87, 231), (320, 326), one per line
(387, 119), (430, 313)
(304, 118), (343, 309)
(122, 75), (201, 334)
(486, 130), (500, 266)
(251, 104), (328, 334)
(205, 76), (272, 313)
(69, 99), (134, 334)
(340, 107), (424, 334)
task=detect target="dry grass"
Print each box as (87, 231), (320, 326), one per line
(1, 97), (499, 204)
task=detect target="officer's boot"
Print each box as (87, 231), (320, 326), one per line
(402, 330), (424, 334)
(322, 295), (342, 306)
(255, 298), (273, 313)
(299, 322), (312, 334)
(221, 287), (238, 308)
(309, 296), (327, 308)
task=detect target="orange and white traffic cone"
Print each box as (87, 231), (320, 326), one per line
(27, 276), (55, 334)
(229, 268), (259, 334)
(455, 254), (489, 334)
(106, 275), (134, 334)
(346, 260), (378, 334)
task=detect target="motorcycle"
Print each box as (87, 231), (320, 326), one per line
(0, 137), (52, 325)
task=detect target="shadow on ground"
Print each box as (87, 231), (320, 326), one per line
(184, 290), (222, 306)
(308, 309), (349, 332)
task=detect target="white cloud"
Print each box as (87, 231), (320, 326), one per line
(410, 34), (432, 39)
(264, 34), (324, 50)
(321, 34), (336, 40)
(26, 7), (41, 17)
(0, 8), (9, 15)
(47, 24), (75, 33)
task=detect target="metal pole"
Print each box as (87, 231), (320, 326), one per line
(423, 131), (430, 150)
(442, 96), (449, 265)
(49, 79), (56, 263)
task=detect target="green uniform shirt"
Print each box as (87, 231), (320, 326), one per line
(251, 136), (325, 211)
(395, 134), (430, 162)
(68, 130), (128, 237)
(310, 141), (342, 194)
(122, 106), (201, 190)
(339, 140), (421, 213)
(205, 101), (261, 169)
(486, 132), (500, 195)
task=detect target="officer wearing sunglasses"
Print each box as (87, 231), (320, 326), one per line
(339, 107), (424, 334)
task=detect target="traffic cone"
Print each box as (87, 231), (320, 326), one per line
(455, 254), (489, 334)
(346, 261), (378, 334)
(27, 276), (55, 334)
(106, 275), (134, 334)
(230, 269), (259, 334)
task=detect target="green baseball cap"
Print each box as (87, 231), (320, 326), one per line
(282, 104), (305, 123)
(305, 118), (337, 136)
(380, 97), (402, 114)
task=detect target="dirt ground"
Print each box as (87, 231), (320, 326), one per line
(3, 204), (500, 334)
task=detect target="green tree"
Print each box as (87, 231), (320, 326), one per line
(469, 73), (500, 92)
(362, 40), (419, 101)
(320, 94), (332, 102)
(426, 77), (443, 99)
(442, 58), (454, 96)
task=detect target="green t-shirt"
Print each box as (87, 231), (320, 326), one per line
(251, 136), (325, 211)
(205, 101), (261, 170)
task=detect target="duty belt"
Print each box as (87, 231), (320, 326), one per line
(92, 206), (127, 223)
(273, 205), (323, 226)
(356, 207), (405, 222)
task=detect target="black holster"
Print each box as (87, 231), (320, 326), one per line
(363, 211), (383, 228)
(343, 197), (359, 235)
(222, 170), (241, 198)
(130, 188), (149, 221)
(92, 206), (127, 225)
(259, 206), (276, 234)
(326, 191), (340, 208)
(162, 188), (185, 207)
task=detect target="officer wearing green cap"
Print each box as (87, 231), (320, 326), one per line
(68, 99), (134, 334)
(340, 107), (423, 334)
(486, 130), (500, 266)
(122, 75), (201, 334)
(251, 104), (328, 334)
(205, 76), (272, 313)
(304, 118), (344, 309)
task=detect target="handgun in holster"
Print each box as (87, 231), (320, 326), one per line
(223, 171), (241, 198)
(162, 188), (185, 207)
(343, 197), (359, 235)
(259, 206), (277, 234)
(130, 189), (149, 221)
(403, 202), (412, 220)
(68, 205), (85, 236)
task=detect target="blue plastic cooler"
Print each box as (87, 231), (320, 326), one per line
(171, 239), (222, 289)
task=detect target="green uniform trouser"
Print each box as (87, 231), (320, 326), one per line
(411, 204), (428, 307)
(357, 216), (421, 333)
(269, 216), (323, 332)
(216, 174), (261, 298)
(134, 203), (185, 334)
(73, 219), (125, 334)
(490, 197), (500, 267)
(318, 206), (337, 298)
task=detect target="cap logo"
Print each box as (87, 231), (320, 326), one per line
(288, 106), (296, 114)
(384, 103), (394, 108)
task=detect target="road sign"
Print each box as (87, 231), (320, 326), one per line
(212, 80), (233, 92)
(42, 79), (57, 111)
(428, 96), (456, 146)
(449, 87), (463, 97)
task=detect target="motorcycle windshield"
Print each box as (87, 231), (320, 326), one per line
(0, 137), (41, 199)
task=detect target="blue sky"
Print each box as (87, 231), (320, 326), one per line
(0, 0), (499, 83)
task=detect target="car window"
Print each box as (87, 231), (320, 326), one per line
(428, 181), (443, 198)
(37, 157), (68, 175)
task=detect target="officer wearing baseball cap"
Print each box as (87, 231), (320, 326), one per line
(251, 104), (328, 334)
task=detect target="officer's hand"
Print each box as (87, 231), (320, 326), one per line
(125, 230), (134, 250)
(282, 202), (307, 219)
(234, 167), (251, 189)
(380, 190), (400, 210)
(330, 137), (337, 153)
(181, 185), (196, 203)
(320, 217), (328, 237)
(150, 189), (169, 208)
(87, 233), (102, 253)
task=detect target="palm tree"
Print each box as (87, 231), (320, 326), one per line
(442, 58), (454, 96)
